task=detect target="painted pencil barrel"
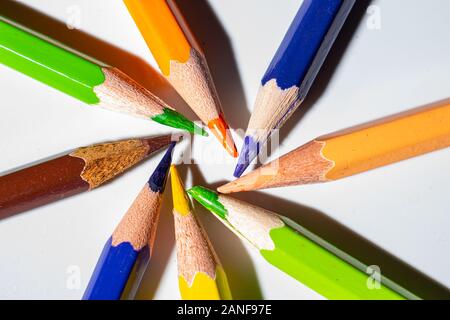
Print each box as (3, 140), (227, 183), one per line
(178, 266), (232, 300)
(0, 18), (104, 104)
(0, 155), (89, 219)
(235, 0), (356, 176)
(260, 222), (404, 300)
(321, 101), (450, 180)
(82, 238), (142, 300)
(171, 165), (232, 300)
(124, 0), (237, 155)
(123, 0), (191, 76)
(0, 137), (173, 219)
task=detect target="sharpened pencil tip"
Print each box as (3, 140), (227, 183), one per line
(152, 108), (208, 136)
(216, 182), (232, 194)
(208, 114), (238, 157)
(170, 165), (191, 215)
(148, 141), (176, 193)
(141, 135), (173, 156)
(234, 136), (259, 177)
(187, 186), (228, 219)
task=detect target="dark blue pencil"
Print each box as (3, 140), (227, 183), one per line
(234, 0), (356, 177)
(82, 142), (175, 300)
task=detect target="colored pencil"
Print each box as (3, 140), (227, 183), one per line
(0, 135), (174, 219)
(188, 186), (419, 300)
(234, 0), (356, 177)
(0, 18), (205, 135)
(221, 99), (450, 193)
(83, 142), (175, 300)
(170, 165), (232, 300)
(124, 0), (237, 156)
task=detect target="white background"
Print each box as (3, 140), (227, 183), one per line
(0, 0), (449, 299)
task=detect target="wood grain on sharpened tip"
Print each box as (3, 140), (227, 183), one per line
(124, 0), (237, 156)
(0, 18), (204, 135)
(170, 165), (231, 300)
(221, 99), (450, 193)
(83, 142), (175, 300)
(0, 135), (174, 219)
(188, 186), (416, 300)
(235, 0), (356, 176)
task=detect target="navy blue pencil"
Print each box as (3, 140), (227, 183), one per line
(234, 0), (356, 177)
(82, 141), (176, 300)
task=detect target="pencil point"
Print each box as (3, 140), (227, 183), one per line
(217, 178), (247, 194)
(148, 142), (176, 193)
(208, 114), (238, 158)
(170, 165), (191, 216)
(152, 108), (208, 136)
(234, 136), (259, 177)
(187, 186), (228, 219)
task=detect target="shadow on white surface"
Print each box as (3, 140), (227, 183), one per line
(0, 0), (198, 122)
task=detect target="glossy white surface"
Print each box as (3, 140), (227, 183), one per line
(0, 0), (449, 299)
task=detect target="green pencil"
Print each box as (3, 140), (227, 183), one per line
(187, 186), (419, 300)
(0, 18), (206, 135)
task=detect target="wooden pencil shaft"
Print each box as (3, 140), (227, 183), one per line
(0, 136), (172, 219)
(224, 100), (450, 192)
(235, 0), (355, 176)
(261, 219), (405, 299)
(188, 187), (409, 299)
(123, 0), (191, 75)
(124, 0), (237, 155)
(0, 18), (105, 104)
(170, 165), (231, 300)
(0, 18), (205, 134)
(0, 155), (88, 219)
(84, 143), (174, 300)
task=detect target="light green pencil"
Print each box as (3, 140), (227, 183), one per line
(0, 17), (206, 135)
(187, 186), (419, 300)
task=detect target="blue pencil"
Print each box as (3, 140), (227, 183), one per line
(234, 0), (356, 177)
(82, 142), (175, 300)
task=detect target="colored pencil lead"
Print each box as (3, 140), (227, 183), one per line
(171, 165), (232, 300)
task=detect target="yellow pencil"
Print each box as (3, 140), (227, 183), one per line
(170, 165), (232, 300)
(124, 0), (237, 157)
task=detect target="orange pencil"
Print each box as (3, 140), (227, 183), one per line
(124, 0), (237, 157)
(219, 99), (450, 193)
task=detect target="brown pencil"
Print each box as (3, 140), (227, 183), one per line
(0, 135), (175, 219)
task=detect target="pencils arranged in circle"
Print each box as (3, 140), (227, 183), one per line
(235, 0), (356, 177)
(188, 186), (418, 300)
(170, 165), (232, 300)
(0, 0), (447, 301)
(0, 135), (175, 219)
(83, 142), (176, 300)
(220, 99), (450, 193)
(124, 0), (237, 156)
(0, 18), (205, 135)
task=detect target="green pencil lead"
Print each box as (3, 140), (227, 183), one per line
(152, 108), (208, 136)
(187, 186), (227, 219)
